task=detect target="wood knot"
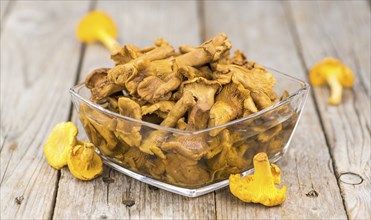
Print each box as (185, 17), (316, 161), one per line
(339, 172), (363, 185)
(98, 214), (108, 219)
(15, 196), (24, 205)
(102, 176), (114, 184)
(122, 199), (135, 207)
(148, 185), (159, 191)
(122, 193), (135, 207)
(9, 143), (17, 152)
(94, 211), (111, 219)
(305, 189), (319, 198)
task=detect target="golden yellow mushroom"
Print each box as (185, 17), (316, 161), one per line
(43, 122), (78, 169)
(309, 57), (355, 105)
(76, 10), (119, 51)
(67, 142), (103, 181)
(229, 152), (286, 207)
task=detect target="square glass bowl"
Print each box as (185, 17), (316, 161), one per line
(70, 68), (309, 197)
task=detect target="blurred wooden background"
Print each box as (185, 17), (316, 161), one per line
(1, 1), (370, 219)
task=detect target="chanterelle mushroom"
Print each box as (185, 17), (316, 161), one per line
(78, 111), (116, 156)
(139, 91), (195, 158)
(180, 77), (221, 132)
(309, 57), (355, 105)
(141, 101), (175, 119)
(208, 83), (253, 136)
(207, 130), (249, 176)
(137, 59), (182, 102)
(81, 104), (119, 151)
(76, 10), (119, 51)
(178, 65), (213, 80)
(115, 97), (142, 147)
(230, 50), (248, 66)
(176, 33), (231, 67)
(108, 42), (175, 86)
(161, 96), (211, 160)
(229, 152), (286, 206)
(165, 153), (210, 186)
(160, 90), (196, 128)
(111, 40), (163, 65)
(67, 142), (103, 181)
(85, 68), (125, 102)
(226, 64), (276, 109)
(111, 44), (143, 66)
(43, 122), (77, 169)
(181, 77), (221, 111)
(162, 134), (208, 161)
(123, 147), (148, 171)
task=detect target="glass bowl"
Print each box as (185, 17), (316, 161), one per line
(70, 68), (310, 197)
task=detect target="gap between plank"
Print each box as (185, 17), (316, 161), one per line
(0, 0), (16, 31)
(282, 1), (350, 219)
(67, 43), (87, 122)
(50, 42), (87, 220)
(50, 1), (96, 218)
(86, 0), (115, 210)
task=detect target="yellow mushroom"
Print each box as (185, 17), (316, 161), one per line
(229, 152), (286, 206)
(309, 57), (355, 105)
(67, 142), (103, 181)
(43, 122), (77, 169)
(76, 10), (119, 51)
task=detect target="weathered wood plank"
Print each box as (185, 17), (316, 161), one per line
(0, 0), (14, 32)
(1, 0), (11, 19)
(0, 1), (89, 219)
(53, 1), (217, 219)
(288, 1), (371, 219)
(203, 1), (347, 219)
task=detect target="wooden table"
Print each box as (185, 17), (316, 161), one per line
(1, 1), (370, 219)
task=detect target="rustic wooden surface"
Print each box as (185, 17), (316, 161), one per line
(204, 1), (346, 219)
(288, 2), (371, 219)
(1, 1), (370, 219)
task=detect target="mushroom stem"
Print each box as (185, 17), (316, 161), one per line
(326, 74), (343, 105)
(97, 30), (120, 51)
(81, 145), (95, 170)
(253, 153), (274, 186)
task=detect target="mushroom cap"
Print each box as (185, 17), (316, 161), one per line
(309, 57), (355, 87)
(141, 101), (175, 118)
(208, 83), (246, 136)
(229, 64), (276, 95)
(162, 134), (209, 160)
(116, 97), (142, 147)
(76, 10), (117, 43)
(43, 122), (77, 169)
(85, 68), (111, 89)
(165, 153), (210, 186)
(67, 143), (103, 181)
(181, 77), (221, 107)
(123, 147), (148, 171)
(118, 97), (142, 120)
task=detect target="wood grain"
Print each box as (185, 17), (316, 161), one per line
(52, 1), (217, 219)
(2, 0), (368, 219)
(203, 1), (347, 219)
(0, 1), (89, 219)
(1, 0), (11, 19)
(288, 1), (371, 219)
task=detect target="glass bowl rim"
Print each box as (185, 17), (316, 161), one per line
(69, 67), (310, 135)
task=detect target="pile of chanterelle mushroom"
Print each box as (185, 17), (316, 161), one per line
(80, 33), (297, 187)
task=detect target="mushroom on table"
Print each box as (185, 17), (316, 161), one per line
(309, 57), (355, 105)
(229, 152), (286, 206)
